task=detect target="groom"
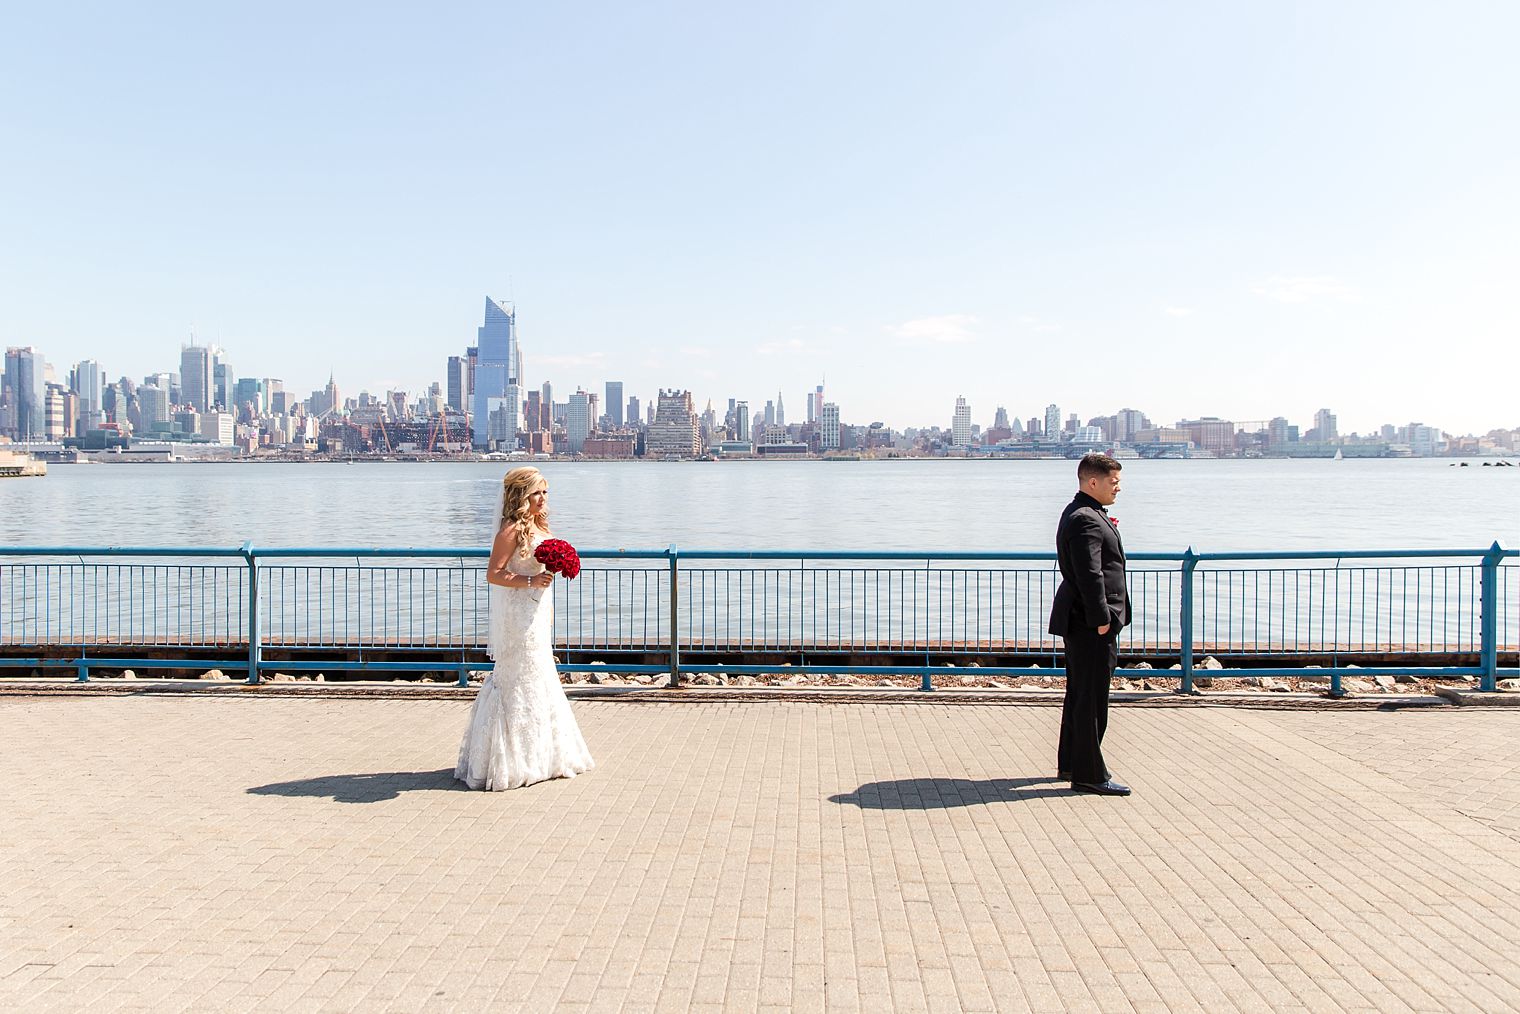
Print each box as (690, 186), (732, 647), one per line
(1049, 452), (1132, 797)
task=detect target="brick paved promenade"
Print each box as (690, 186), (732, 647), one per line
(2, 692), (1518, 1012)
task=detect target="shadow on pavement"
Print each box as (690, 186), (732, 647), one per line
(247, 768), (461, 803)
(829, 776), (1070, 809)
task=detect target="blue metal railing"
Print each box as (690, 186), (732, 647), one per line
(0, 543), (1514, 693)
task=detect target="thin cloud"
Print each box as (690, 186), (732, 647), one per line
(1252, 275), (1358, 303)
(891, 314), (981, 346)
(758, 338), (807, 356)
(1163, 306), (1195, 317)
(1016, 315), (1061, 334)
(536, 351), (607, 368)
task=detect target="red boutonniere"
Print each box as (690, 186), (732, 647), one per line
(1108, 516), (1119, 527)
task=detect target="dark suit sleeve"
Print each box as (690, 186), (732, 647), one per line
(1065, 512), (1110, 628)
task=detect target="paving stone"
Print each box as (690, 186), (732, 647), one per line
(1, 696), (1519, 1011)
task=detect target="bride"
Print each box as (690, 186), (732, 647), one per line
(455, 466), (594, 790)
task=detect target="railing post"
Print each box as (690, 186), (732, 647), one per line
(667, 545), (681, 688)
(1179, 547), (1197, 695)
(243, 542), (262, 685)
(922, 557), (933, 691)
(76, 662), (89, 683)
(1480, 540), (1504, 693)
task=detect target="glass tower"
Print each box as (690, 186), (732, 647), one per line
(472, 297), (522, 449)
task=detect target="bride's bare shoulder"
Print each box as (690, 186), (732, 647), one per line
(492, 526), (520, 554)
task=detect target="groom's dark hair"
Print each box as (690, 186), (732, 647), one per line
(1077, 452), (1122, 482)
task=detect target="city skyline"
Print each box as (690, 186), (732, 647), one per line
(2, 4), (1517, 435)
(5, 324), (1512, 458)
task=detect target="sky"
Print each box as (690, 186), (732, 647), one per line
(2, 1), (1517, 435)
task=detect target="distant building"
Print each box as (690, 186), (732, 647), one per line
(2, 347), (48, 440)
(951, 396), (972, 446)
(647, 389), (702, 458)
(180, 344), (213, 412)
(233, 377), (266, 416)
(44, 383), (71, 439)
(566, 391), (593, 453)
(1314, 408), (1338, 442)
(524, 389), (548, 432)
(1177, 417), (1236, 454)
(821, 402), (841, 450)
(138, 385), (170, 432)
(71, 360), (106, 433)
(605, 381), (624, 429)
(1112, 408), (1149, 442)
(582, 434), (635, 458)
(627, 396), (641, 429)
(1407, 423), (1442, 457)
(213, 359), (235, 411)
(446, 356), (466, 412)
(1074, 425), (1104, 444)
(1044, 404), (1061, 442)
(733, 401), (749, 445)
(472, 297), (522, 450)
(198, 411), (235, 445)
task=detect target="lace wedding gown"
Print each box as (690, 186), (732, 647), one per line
(455, 535), (594, 790)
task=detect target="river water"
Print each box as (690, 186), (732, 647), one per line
(0, 458), (1512, 552)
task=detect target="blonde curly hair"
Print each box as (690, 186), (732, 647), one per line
(500, 466), (551, 558)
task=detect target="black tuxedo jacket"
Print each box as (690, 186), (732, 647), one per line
(1048, 491), (1131, 637)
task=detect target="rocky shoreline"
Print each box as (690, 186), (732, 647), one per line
(27, 654), (1519, 698)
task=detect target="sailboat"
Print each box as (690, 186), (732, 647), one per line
(1333, 449), (1344, 460)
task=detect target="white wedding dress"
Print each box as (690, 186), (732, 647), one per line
(455, 533), (594, 790)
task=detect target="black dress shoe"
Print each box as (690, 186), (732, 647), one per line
(1071, 779), (1131, 796)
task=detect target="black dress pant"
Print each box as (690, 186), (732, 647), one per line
(1057, 624), (1118, 784)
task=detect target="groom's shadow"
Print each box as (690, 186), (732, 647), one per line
(829, 776), (1070, 810)
(247, 768), (461, 804)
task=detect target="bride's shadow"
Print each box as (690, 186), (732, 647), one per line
(247, 768), (461, 804)
(830, 776), (1070, 810)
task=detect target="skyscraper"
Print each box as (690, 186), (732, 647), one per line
(2, 347), (47, 441)
(522, 389), (537, 431)
(72, 359), (106, 433)
(648, 389), (702, 458)
(213, 358), (235, 410)
(809, 383), (824, 425)
(233, 377), (266, 416)
(138, 384), (170, 431)
(1314, 408), (1338, 441)
(606, 381), (624, 428)
(446, 356), (466, 412)
(627, 396), (640, 429)
(821, 402), (840, 450)
(733, 401), (749, 444)
(566, 390), (593, 453)
(44, 383), (71, 439)
(472, 297), (522, 449)
(952, 396), (972, 446)
(180, 344), (213, 412)
(1044, 404), (1061, 442)
(775, 391), (786, 427)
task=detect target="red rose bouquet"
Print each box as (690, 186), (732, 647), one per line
(534, 538), (581, 579)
